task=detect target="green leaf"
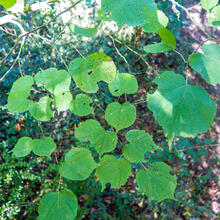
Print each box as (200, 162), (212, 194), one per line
(74, 119), (102, 143)
(53, 92), (72, 112)
(29, 96), (54, 121)
(32, 137), (56, 157)
(6, 98), (31, 113)
(201, 0), (218, 10)
(74, 119), (117, 155)
(60, 148), (97, 181)
(38, 189), (78, 220)
(69, 24), (97, 37)
(12, 137), (33, 157)
(208, 5), (220, 26)
(136, 162), (177, 201)
(144, 28), (176, 54)
(0, 0), (16, 9)
(96, 155), (131, 190)
(9, 75), (34, 98)
(97, 8), (112, 21)
(101, 0), (158, 26)
(189, 43), (220, 85)
(105, 102), (136, 132)
(144, 42), (173, 53)
(69, 93), (94, 116)
(92, 128), (118, 155)
(142, 10), (168, 33)
(123, 130), (155, 162)
(35, 68), (71, 95)
(158, 28), (176, 49)
(6, 75), (34, 113)
(147, 71), (217, 141)
(108, 73), (138, 97)
(69, 52), (116, 93)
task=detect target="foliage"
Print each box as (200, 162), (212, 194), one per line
(0, 0), (219, 219)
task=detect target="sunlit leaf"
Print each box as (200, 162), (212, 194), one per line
(101, 0), (158, 26)
(108, 73), (138, 97)
(60, 148), (97, 181)
(105, 102), (136, 132)
(147, 71), (217, 141)
(69, 52), (116, 93)
(69, 93), (93, 116)
(201, 0), (218, 10)
(0, 0), (16, 9)
(29, 96), (54, 121)
(35, 68), (71, 95)
(53, 92), (72, 112)
(12, 137), (33, 157)
(32, 137), (56, 157)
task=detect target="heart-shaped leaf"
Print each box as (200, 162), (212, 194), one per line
(69, 52), (116, 93)
(12, 137), (33, 158)
(38, 189), (78, 220)
(35, 68), (71, 95)
(123, 130), (155, 162)
(29, 96), (54, 121)
(147, 71), (217, 141)
(60, 148), (97, 181)
(32, 137), (56, 157)
(136, 162), (177, 201)
(189, 43), (220, 86)
(105, 102), (136, 132)
(96, 155), (131, 190)
(69, 93), (93, 116)
(108, 73), (138, 97)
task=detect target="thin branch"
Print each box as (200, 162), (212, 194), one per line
(108, 35), (131, 73)
(0, 37), (26, 82)
(169, 0), (220, 44)
(0, 0), (82, 65)
(111, 36), (159, 75)
(173, 49), (187, 63)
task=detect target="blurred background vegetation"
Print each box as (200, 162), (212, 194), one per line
(0, 0), (219, 219)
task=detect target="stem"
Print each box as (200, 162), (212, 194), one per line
(173, 49), (187, 63)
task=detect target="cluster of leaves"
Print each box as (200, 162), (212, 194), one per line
(1, 0), (220, 219)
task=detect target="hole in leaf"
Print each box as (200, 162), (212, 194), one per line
(169, 170), (175, 176)
(114, 89), (119, 92)
(88, 70), (93, 75)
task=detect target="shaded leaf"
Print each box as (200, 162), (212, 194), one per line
(38, 189), (78, 220)
(96, 155), (131, 190)
(189, 43), (220, 85)
(123, 130), (155, 162)
(136, 162), (177, 201)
